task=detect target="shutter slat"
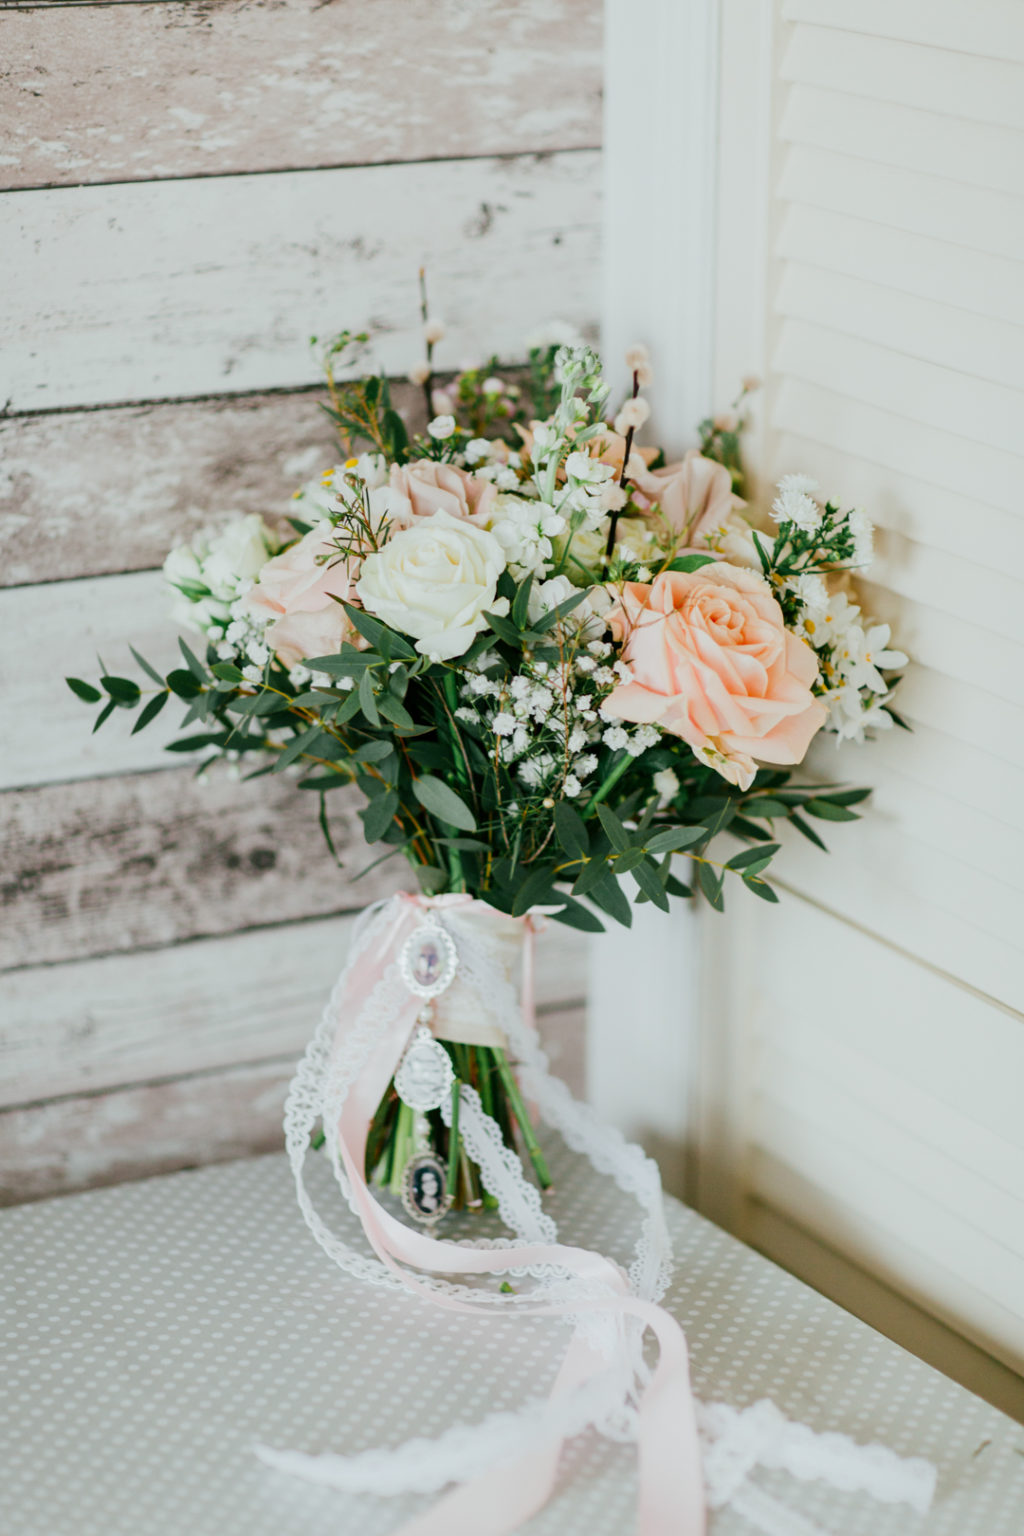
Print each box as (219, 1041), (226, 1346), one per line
(801, 743), (1024, 892)
(896, 666), (1024, 772)
(773, 431), (1024, 573)
(751, 1151), (1024, 1373)
(752, 1138), (1024, 1351)
(782, 0), (1024, 64)
(776, 820), (1023, 1012)
(757, 1056), (1024, 1257)
(778, 205), (1024, 326)
(776, 263), (1021, 389)
(765, 1014), (1024, 1183)
(772, 376), (1022, 508)
(781, 85), (1024, 196)
(779, 145), (1024, 261)
(782, 24), (1024, 129)
(774, 318), (1020, 450)
(852, 580), (1022, 710)
(825, 721), (1024, 838)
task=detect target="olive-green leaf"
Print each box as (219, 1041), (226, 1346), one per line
(66, 677), (101, 704)
(554, 801), (590, 862)
(413, 775), (477, 832)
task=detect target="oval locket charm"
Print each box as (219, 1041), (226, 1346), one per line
(398, 920), (458, 1001)
(395, 1025), (455, 1112)
(402, 1151), (452, 1225)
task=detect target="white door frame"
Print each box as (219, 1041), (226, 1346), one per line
(591, 0), (776, 1215)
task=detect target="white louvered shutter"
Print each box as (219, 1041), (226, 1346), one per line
(703, 0), (1024, 1411)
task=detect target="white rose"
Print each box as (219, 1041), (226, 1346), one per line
(356, 509), (509, 660)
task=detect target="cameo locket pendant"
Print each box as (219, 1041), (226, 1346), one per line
(401, 1150), (452, 1225)
(398, 915), (459, 1001)
(395, 1023), (455, 1113)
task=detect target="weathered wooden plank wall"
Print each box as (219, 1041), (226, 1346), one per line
(0, 0), (603, 1203)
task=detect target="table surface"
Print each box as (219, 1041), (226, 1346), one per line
(2, 1147), (1023, 1536)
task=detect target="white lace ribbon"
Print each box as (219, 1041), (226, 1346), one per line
(259, 894), (936, 1534)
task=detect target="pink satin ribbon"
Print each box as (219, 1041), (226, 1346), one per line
(325, 892), (706, 1536)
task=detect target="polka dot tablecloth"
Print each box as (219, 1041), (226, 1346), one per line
(2, 1147), (1023, 1535)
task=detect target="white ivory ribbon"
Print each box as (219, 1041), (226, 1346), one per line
(258, 893), (936, 1535)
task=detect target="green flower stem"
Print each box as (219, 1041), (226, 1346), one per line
(491, 1048), (552, 1189)
(476, 1047), (503, 1210)
(446, 1081), (461, 1198)
(460, 1144), (483, 1208)
(439, 671), (471, 892)
(389, 1100), (414, 1196)
(584, 751), (632, 814)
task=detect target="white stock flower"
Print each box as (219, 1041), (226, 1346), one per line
(490, 497), (566, 576)
(165, 515), (277, 635)
(527, 423), (559, 464)
(357, 509), (508, 660)
(564, 451), (615, 486)
(427, 415), (456, 441)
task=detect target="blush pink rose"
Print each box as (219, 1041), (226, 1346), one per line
(387, 459), (497, 527)
(629, 449), (740, 545)
(604, 564), (826, 789)
(241, 521), (356, 667)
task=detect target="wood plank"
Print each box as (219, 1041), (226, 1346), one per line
(0, 0), (601, 190)
(0, 769), (409, 971)
(0, 386), (404, 588)
(0, 151), (602, 412)
(0, 914), (590, 1108)
(0, 1002), (586, 1205)
(0, 569), (190, 791)
(0, 1057), (293, 1206)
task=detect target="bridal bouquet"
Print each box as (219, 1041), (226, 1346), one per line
(67, 315), (905, 1220)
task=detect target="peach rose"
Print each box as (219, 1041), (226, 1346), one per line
(604, 564), (826, 789)
(387, 459), (497, 528)
(241, 521), (355, 667)
(629, 449), (740, 546)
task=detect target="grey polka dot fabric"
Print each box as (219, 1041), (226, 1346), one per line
(2, 1148), (1022, 1535)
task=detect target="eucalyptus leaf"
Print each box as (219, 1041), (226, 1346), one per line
(131, 690), (169, 734)
(554, 801), (590, 862)
(66, 677), (101, 704)
(645, 825), (707, 855)
(412, 774), (477, 832)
